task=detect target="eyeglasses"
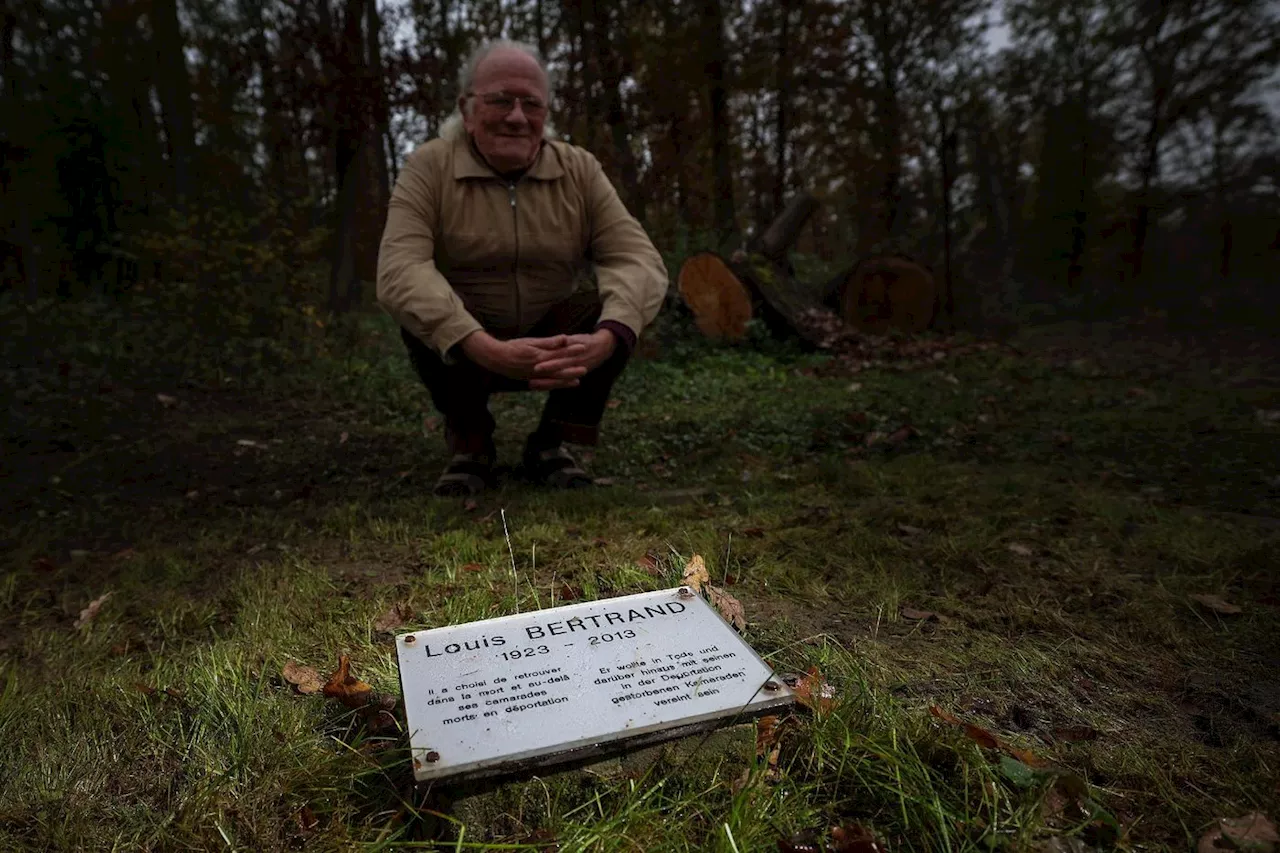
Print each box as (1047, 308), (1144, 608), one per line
(469, 91), (548, 118)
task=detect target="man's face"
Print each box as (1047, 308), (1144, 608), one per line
(461, 49), (549, 173)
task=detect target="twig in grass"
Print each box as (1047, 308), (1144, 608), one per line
(501, 508), (518, 612)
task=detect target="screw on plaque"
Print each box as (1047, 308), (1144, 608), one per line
(425, 750), (441, 763)
(404, 635), (416, 644)
(678, 587), (694, 599)
(763, 680), (780, 691)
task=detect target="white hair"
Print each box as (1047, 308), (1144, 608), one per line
(439, 39), (557, 141)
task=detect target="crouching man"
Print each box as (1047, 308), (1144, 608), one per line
(376, 39), (668, 496)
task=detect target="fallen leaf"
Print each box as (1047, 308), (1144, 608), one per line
(463, 498), (479, 512)
(1190, 593), (1243, 615)
(931, 705), (1000, 749)
(156, 393), (178, 407)
(282, 661), (325, 695)
(297, 805), (319, 833)
(591, 537), (608, 548)
(681, 554), (709, 593)
(135, 682), (157, 696)
(164, 687), (184, 700)
(461, 562), (485, 573)
(1007, 542), (1034, 557)
(930, 705), (1050, 766)
(741, 526), (766, 538)
(793, 668), (836, 714)
(323, 655), (375, 708)
(901, 606), (939, 622)
(373, 603), (412, 634)
(636, 553), (661, 575)
(886, 424), (917, 444)
(1198, 813), (1277, 853)
(112, 547), (137, 561)
(708, 585), (746, 631)
(756, 715), (782, 756)
(558, 583), (583, 601)
(75, 592), (112, 629)
(1053, 725), (1101, 743)
(830, 823), (887, 853)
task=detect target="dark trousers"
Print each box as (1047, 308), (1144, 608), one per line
(401, 292), (631, 457)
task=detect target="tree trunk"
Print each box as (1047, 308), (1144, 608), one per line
(771, 0), (795, 221)
(365, 0), (391, 205)
(328, 0), (368, 313)
(535, 0), (548, 59)
(151, 0), (196, 204)
(939, 120), (955, 329)
(701, 0), (736, 243)
(593, 2), (643, 220)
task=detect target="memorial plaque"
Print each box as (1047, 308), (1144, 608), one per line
(396, 587), (794, 782)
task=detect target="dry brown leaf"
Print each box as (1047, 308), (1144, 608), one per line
(75, 591), (112, 629)
(681, 554), (709, 593)
(591, 537), (609, 548)
(374, 603), (412, 634)
(135, 682), (157, 696)
(830, 824), (888, 853)
(297, 805), (319, 833)
(741, 526), (766, 538)
(708, 585), (746, 631)
(1190, 593), (1243, 615)
(1007, 542), (1034, 557)
(756, 715), (782, 756)
(322, 655), (374, 708)
(282, 661), (325, 695)
(461, 562), (485, 573)
(793, 668), (836, 714)
(636, 553), (661, 575)
(901, 606), (939, 622)
(1198, 812), (1277, 853)
(929, 705), (1049, 766)
(558, 583), (584, 601)
(886, 424), (917, 445)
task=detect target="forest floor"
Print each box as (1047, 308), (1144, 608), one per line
(1, 289), (1278, 852)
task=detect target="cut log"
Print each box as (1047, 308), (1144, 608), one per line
(677, 251), (753, 340)
(757, 192), (819, 265)
(734, 253), (834, 347)
(830, 255), (935, 335)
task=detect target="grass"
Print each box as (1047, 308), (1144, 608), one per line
(1, 290), (1278, 851)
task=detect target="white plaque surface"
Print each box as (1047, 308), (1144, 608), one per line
(396, 587), (793, 782)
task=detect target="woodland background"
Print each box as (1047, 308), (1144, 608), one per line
(1, 0), (1278, 333)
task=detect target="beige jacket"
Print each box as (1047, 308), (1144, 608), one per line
(376, 134), (668, 358)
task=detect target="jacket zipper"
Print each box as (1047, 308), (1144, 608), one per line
(508, 181), (520, 331)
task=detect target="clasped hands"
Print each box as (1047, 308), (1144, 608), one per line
(459, 329), (616, 390)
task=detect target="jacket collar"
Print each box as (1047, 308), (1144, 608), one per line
(453, 134), (564, 181)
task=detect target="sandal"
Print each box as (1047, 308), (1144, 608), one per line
(524, 445), (593, 489)
(433, 453), (494, 497)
